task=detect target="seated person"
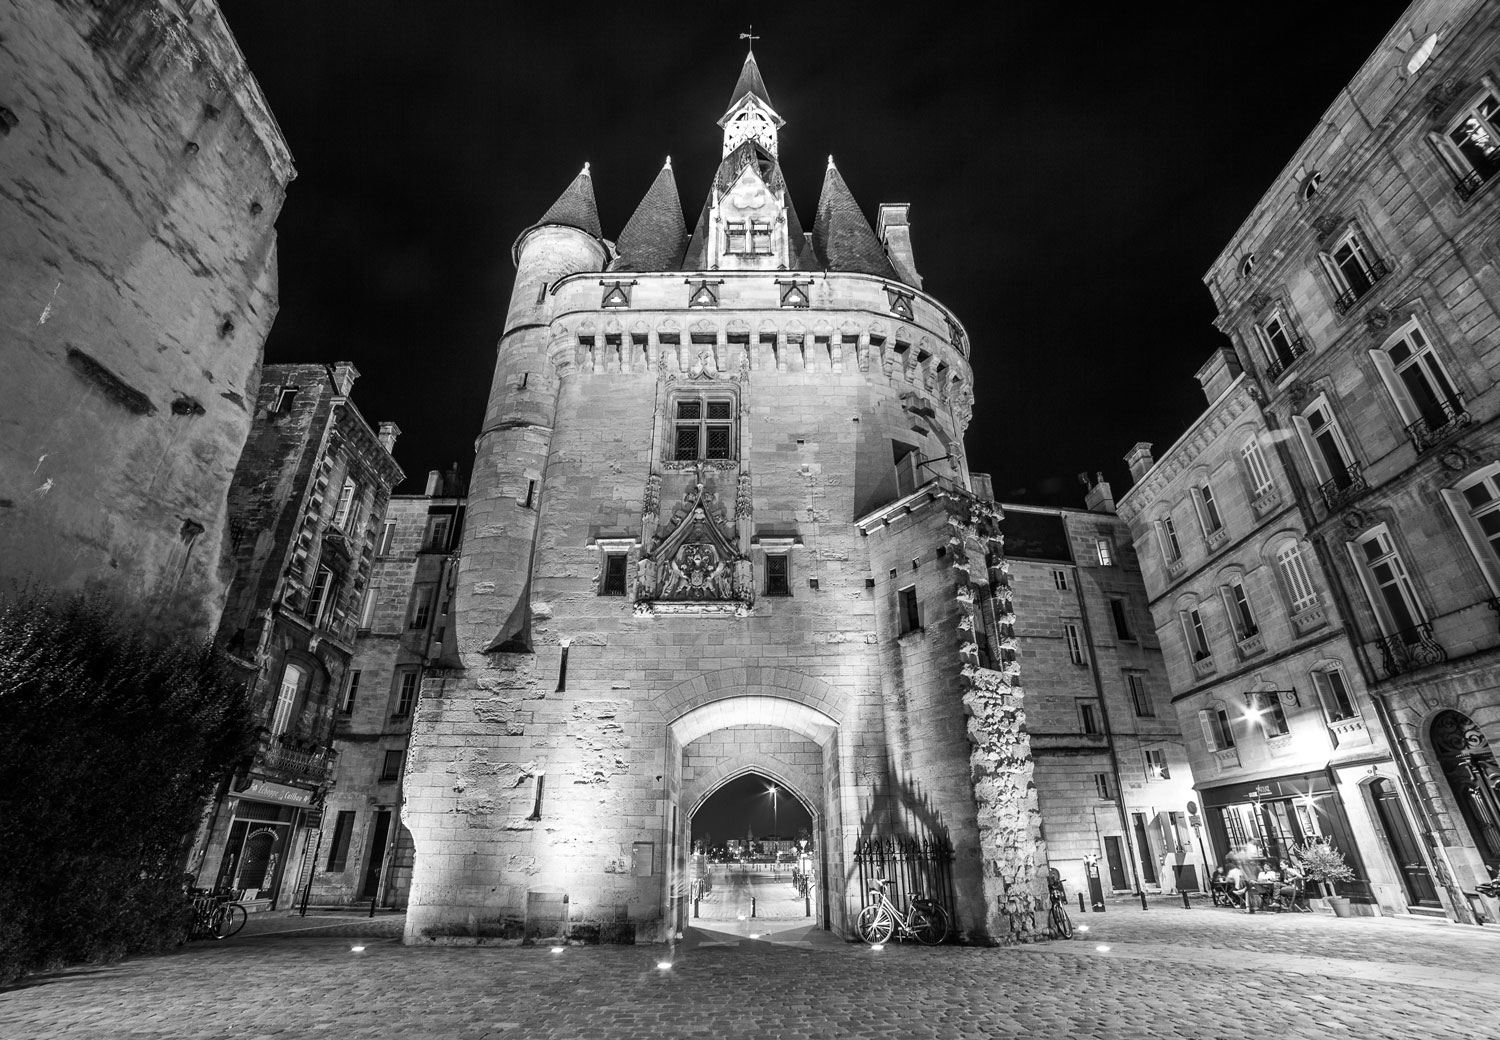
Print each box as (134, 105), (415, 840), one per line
(1254, 864), (1280, 910)
(1224, 859), (1249, 907)
(1277, 859), (1306, 910)
(1209, 864), (1231, 905)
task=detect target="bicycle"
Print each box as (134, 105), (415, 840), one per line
(1047, 875), (1073, 939)
(855, 877), (949, 945)
(188, 888), (248, 940)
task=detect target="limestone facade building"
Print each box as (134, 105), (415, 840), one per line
(1120, 0), (1500, 923)
(402, 53), (1052, 945)
(0, 1), (293, 635)
(190, 363), (403, 911)
(310, 468), (466, 909)
(1000, 487), (1196, 900)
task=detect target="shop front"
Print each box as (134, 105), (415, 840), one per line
(1198, 769), (1373, 903)
(212, 778), (315, 909)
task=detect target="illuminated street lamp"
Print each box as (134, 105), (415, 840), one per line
(767, 783), (779, 838)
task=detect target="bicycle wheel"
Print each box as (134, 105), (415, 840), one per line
(218, 903), (248, 939)
(855, 904), (894, 944)
(1049, 901), (1073, 940)
(912, 904), (949, 946)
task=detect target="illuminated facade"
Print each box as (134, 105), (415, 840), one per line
(400, 51), (1054, 944)
(1120, 0), (1500, 923)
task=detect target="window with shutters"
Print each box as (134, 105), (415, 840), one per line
(1179, 607), (1211, 662)
(1249, 692), (1290, 737)
(271, 663), (305, 736)
(1240, 435), (1277, 508)
(1274, 540), (1320, 617)
(668, 391), (736, 461)
(1442, 464), (1500, 597)
(1371, 320), (1467, 452)
(1220, 577), (1259, 642)
(1198, 705), (1236, 751)
(333, 480), (358, 530)
(1156, 513), (1183, 565)
(1351, 526), (1424, 639)
(1431, 85), (1500, 200)
(1253, 309), (1309, 380)
(1311, 665), (1358, 722)
(1318, 227), (1388, 315)
(1127, 672), (1154, 717)
(1196, 482), (1224, 537)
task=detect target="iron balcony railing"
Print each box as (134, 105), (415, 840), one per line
(1264, 337), (1309, 381)
(1332, 258), (1391, 315)
(1375, 622), (1447, 678)
(1455, 158), (1500, 201)
(257, 732), (337, 785)
(1405, 394), (1472, 453)
(1318, 460), (1369, 512)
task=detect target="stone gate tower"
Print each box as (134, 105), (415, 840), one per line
(403, 51), (1049, 944)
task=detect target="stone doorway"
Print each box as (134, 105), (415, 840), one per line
(665, 695), (843, 942)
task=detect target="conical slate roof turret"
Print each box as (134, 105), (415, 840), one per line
(723, 50), (774, 118)
(613, 158), (688, 272)
(512, 163), (603, 264)
(811, 157), (898, 279)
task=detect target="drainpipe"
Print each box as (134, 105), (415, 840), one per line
(1072, 560), (1144, 894)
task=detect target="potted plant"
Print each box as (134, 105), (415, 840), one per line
(1292, 840), (1357, 917)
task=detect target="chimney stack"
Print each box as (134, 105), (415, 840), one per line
(1081, 472), (1115, 514)
(1125, 442), (1154, 482)
(425, 469), (442, 496)
(331, 361), (360, 396)
(378, 421), (401, 454)
(1195, 346), (1243, 404)
(877, 204), (922, 290)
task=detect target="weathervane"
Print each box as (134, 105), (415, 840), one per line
(740, 27), (759, 51)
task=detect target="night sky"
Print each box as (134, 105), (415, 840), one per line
(690, 775), (813, 846)
(223, 2), (1415, 504)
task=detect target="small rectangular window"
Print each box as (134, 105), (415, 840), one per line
(1143, 748), (1170, 780)
(1199, 484), (1223, 533)
(409, 588), (433, 630)
(424, 516), (450, 552)
(393, 670), (419, 717)
(380, 750), (404, 782)
(341, 670), (361, 714)
(725, 221), (748, 253)
(1127, 673), (1154, 717)
(377, 519), (397, 556)
(1252, 692), (1290, 737)
(898, 586), (920, 634)
(305, 566), (336, 626)
(601, 553), (628, 596)
(1094, 773), (1113, 800)
(1312, 668), (1358, 721)
(1053, 569), (1068, 590)
(765, 554), (791, 597)
(333, 480), (357, 530)
(1109, 598), (1131, 640)
(1097, 539), (1114, 566)
(358, 586), (378, 630)
(1064, 623), (1085, 666)
(1181, 607), (1210, 660)
(1242, 437), (1275, 500)
(1079, 701), (1100, 735)
(326, 811), (356, 871)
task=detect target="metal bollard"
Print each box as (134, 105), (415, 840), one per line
(694, 897), (700, 919)
(805, 892), (811, 918)
(369, 893), (378, 918)
(1139, 891), (1148, 911)
(751, 896), (757, 918)
(1182, 890), (1191, 910)
(1078, 893), (1086, 914)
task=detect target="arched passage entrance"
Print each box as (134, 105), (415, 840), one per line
(665, 694), (843, 939)
(1431, 709), (1500, 875)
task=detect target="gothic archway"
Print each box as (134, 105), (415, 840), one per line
(1430, 709), (1500, 873)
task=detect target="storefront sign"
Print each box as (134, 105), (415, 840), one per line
(241, 778), (314, 807)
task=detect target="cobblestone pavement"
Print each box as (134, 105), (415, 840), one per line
(4, 902), (1498, 1040)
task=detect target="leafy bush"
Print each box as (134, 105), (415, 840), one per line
(1292, 839), (1357, 897)
(0, 589), (256, 985)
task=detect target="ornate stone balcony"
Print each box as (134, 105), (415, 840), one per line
(1291, 603), (1327, 635)
(1192, 654), (1217, 681)
(1166, 556), (1186, 579)
(1250, 484), (1281, 518)
(1213, 746), (1241, 772)
(1205, 526), (1229, 551)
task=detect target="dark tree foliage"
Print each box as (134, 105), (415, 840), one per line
(0, 590), (256, 985)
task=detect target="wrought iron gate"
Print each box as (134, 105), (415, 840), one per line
(852, 836), (956, 925)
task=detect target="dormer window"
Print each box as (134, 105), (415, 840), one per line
(750, 220), (772, 254)
(725, 221), (747, 254)
(1239, 254), (1256, 278)
(724, 220), (772, 256)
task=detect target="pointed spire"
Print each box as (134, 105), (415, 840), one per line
(724, 50), (773, 116)
(535, 163), (602, 239)
(614, 158), (687, 272)
(812, 162), (898, 279)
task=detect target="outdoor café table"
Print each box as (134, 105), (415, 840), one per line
(1243, 879), (1275, 912)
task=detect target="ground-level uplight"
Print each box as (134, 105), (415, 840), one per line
(1095, 945), (1110, 952)
(869, 944), (884, 952)
(1077, 925), (1090, 933)
(350, 946), (366, 953)
(656, 960), (673, 970)
(551, 946), (564, 954)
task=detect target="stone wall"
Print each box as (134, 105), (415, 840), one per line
(0, 0), (292, 635)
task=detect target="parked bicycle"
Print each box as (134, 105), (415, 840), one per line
(188, 888), (248, 940)
(855, 877), (949, 945)
(1047, 871), (1073, 939)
